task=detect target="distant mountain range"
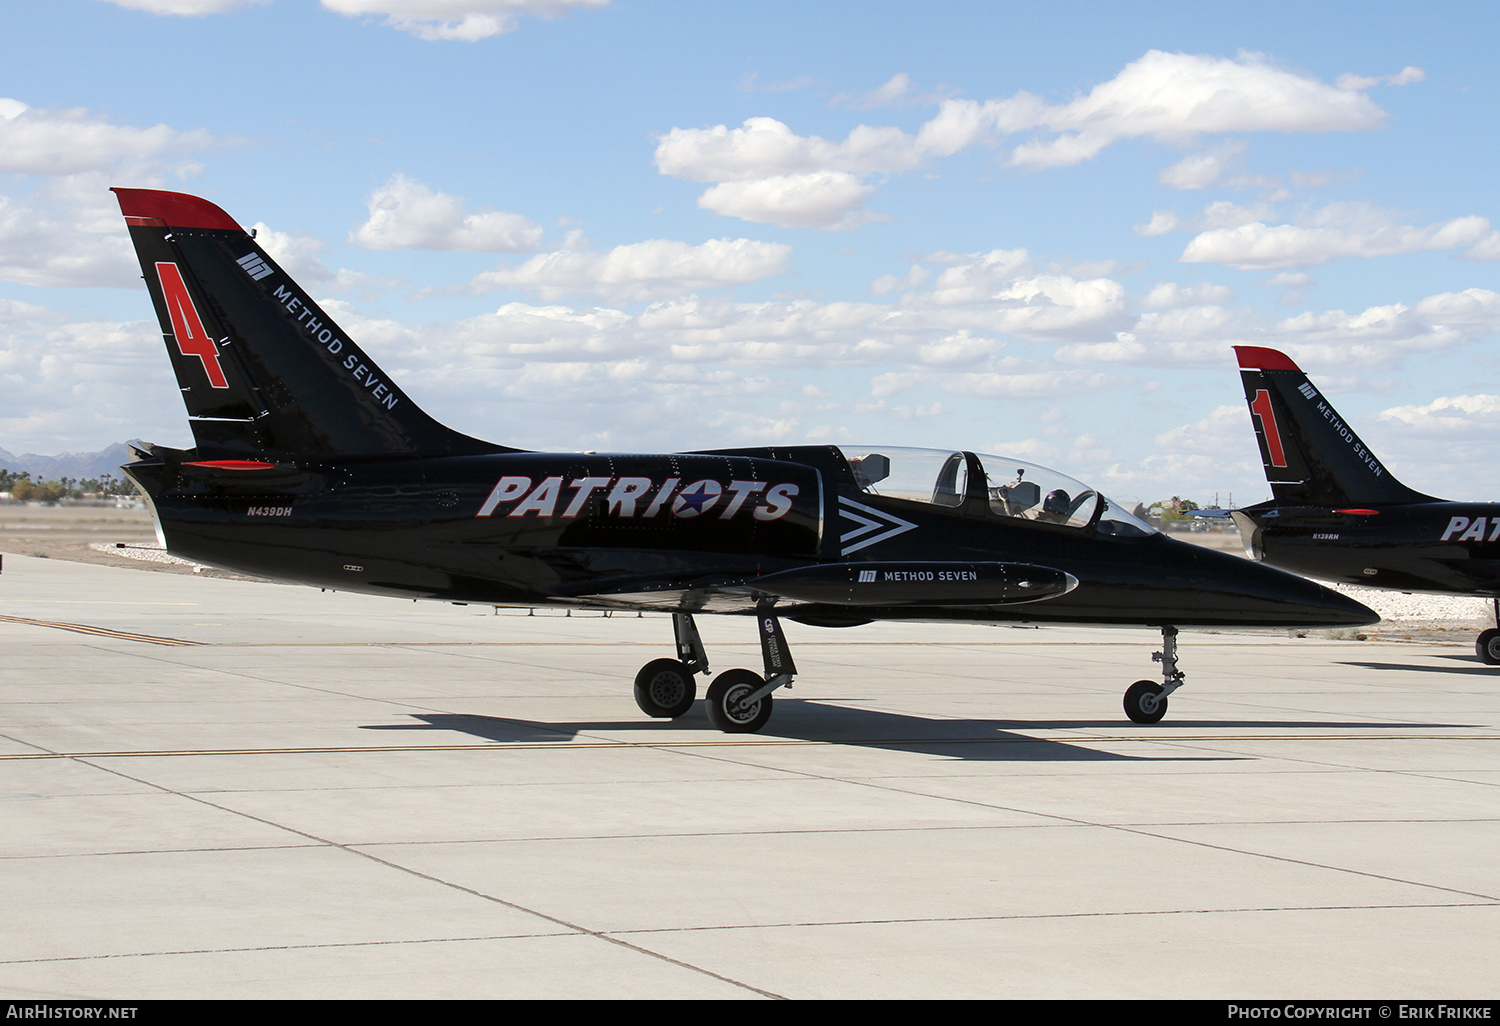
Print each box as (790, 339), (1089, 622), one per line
(0, 443), (139, 482)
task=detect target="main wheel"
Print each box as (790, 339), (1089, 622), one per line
(1477, 629), (1500, 665)
(705, 668), (773, 733)
(633, 658), (696, 718)
(1124, 680), (1168, 725)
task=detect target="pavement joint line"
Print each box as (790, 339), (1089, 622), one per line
(5, 733), (1500, 760)
(4, 900), (1497, 968)
(834, 771), (1500, 906)
(65, 757), (788, 1000)
(603, 901), (1500, 935)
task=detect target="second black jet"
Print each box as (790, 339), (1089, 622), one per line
(109, 188), (1375, 730)
(1232, 345), (1500, 661)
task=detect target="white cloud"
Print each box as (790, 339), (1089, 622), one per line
(1262, 290), (1500, 365)
(1182, 209), (1500, 269)
(830, 73), (952, 110)
(1336, 66), (1426, 91)
(0, 299), (186, 453)
(1135, 199), (1279, 238)
(916, 330), (1002, 366)
(654, 116), (924, 182)
(1005, 50), (1386, 171)
(351, 174), (543, 252)
(250, 221), (404, 298)
(1380, 394), (1500, 434)
(0, 98), (217, 176)
(832, 73), (917, 109)
(940, 368), (1126, 400)
(660, 51), (1391, 230)
(923, 249), (1032, 305)
(869, 264), (929, 296)
(1158, 142), (1245, 190)
(320, 0), (609, 41)
(696, 172), (881, 230)
(1142, 282), (1235, 308)
(0, 176), (142, 288)
(462, 237), (793, 301)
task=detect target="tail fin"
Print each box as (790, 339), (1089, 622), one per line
(1233, 346), (1436, 506)
(113, 188), (502, 460)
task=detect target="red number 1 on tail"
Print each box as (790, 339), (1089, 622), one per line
(1249, 389), (1287, 468)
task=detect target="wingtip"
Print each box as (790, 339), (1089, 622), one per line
(1234, 345), (1302, 372)
(111, 188), (243, 232)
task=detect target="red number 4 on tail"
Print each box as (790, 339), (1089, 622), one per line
(156, 262), (229, 389)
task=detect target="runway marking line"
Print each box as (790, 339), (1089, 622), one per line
(4, 734), (1498, 760)
(0, 613), (198, 646)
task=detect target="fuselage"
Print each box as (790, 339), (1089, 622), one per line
(1240, 500), (1500, 596)
(126, 443), (1375, 630)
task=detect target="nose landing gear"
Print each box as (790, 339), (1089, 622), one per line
(1124, 625), (1185, 725)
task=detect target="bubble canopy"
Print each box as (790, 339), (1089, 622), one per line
(837, 445), (1157, 538)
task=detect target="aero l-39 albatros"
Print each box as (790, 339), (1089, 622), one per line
(1233, 345), (1500, 663)
(109, 189), (1374, 729)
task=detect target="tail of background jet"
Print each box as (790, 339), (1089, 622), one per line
(113, 188), (503, 461)
(1233, 346), (1436, 507)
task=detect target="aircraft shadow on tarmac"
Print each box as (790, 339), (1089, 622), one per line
(356, 704), (1461, 762)
(364, 709), (1149, 762)
(1339, 658), (1500, 676)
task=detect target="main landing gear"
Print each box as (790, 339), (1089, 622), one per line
(1478, 600), (1500, 665)
(1123, 625), (1186, 725)
(636, 612), (1183, 730)
(632, 601), (797, 733)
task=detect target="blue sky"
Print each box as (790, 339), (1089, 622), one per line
(4, 0), (1500, 510)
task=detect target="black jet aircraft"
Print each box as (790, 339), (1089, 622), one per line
(1232, 345), (1500, 661)
(108, 188), (1374, 729)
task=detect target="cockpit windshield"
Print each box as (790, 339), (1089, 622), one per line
(843, 447), (967, 507)
(837, 445), (1157, 538)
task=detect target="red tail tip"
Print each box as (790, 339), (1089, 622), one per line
(1234, 346), (1302, 372)
(111, 188), (243, 232)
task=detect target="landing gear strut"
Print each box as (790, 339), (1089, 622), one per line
(703, 600), (796, 733)
(634, 602), (796, 733)
(1124, 625), (1185, 725)
(1478, 600), (1500, 665)
(633, 612), (709, 718)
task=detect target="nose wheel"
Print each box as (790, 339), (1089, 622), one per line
(1124, 680), (1167, 724)
(1124, 625), (1184, 724)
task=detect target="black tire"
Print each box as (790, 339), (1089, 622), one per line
(705, 668), (773, 733)
(1124, 679), (1168, 725)
(633, 658), (696, 718)
(1478, 630), (1500, 665)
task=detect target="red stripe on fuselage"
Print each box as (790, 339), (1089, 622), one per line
(183, 460), (277, 470)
